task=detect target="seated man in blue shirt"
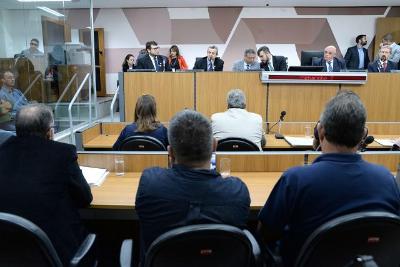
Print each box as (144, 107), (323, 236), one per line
(258, 90), (400, 267)
(0, 70), (29, 119)
(136, 109), (250, 263)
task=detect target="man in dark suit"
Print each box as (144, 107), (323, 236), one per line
(193, 45), (224, 71)
(312, 45), (346, 72)
(136, 41), (171, 71)
(257, 46), (287, 71)
(344, 34), (370, 70)
(0, 104), (92, 265)
(368, 45), (398, 72)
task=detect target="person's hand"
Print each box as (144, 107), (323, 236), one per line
(0, 100), (12, 115)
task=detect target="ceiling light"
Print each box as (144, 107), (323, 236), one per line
(18, 0), (71, 2)
(37, 6), (64, 17)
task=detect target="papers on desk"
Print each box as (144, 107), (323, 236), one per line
(375, 139), (396, 147)
(80, 166), (109, 186)
(284, 136), (314, 147)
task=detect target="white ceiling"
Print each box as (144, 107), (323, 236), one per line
(1, 0), (399, 9)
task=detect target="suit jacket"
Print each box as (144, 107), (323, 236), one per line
(344, 45), (370, 69)
(232, 60), (260, 71)
(367, 60), (398, 73)
(260, 55), (287, 71)
(211, 108), (264, 150)
(0, 136), (92, 265)
(193, 57), (224, 71)
(312, 57), (346, 72)
(135, 54), (171, 71)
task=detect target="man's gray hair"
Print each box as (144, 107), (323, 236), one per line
(168, 110), (213, 165)
(244, 48), (256, 56)
(16, 104), (54, 138)
(320, 90), (366, 148)
(380, 45), (392, 53)
(227, 89), (246, 109)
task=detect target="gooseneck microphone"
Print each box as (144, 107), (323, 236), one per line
(359, 136), (374, 152)
(269, 111), (287, 139)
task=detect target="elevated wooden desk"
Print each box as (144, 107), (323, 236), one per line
(90, 172), (279, 210)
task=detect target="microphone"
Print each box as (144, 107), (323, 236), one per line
(359, 136), (374, 152)
(392, 144), (400, 151)
(269, 111), (287, 139)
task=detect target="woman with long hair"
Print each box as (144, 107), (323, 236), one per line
(113, 94), (168, 150)
(122, 54), (135, 72)
(168, 45), (188, 70)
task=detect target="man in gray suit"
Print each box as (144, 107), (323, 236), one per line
(381, 33), (400, 64)
(232, 49), (260, 71)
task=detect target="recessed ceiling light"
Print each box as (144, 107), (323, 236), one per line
(37, 6), (64, 17)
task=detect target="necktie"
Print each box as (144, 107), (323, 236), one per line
(383, 62), (387, 71)
(246, 64), (250, 70)
(154, 56), (159, 71)
(208, 61), (213, 71)
(328, 61), (333, 72)
(268, 62), (274, 71)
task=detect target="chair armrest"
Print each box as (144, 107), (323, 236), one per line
(70, 233), (97, 267)
(243, 229), (263, 267)
(120, 239), (133, 267)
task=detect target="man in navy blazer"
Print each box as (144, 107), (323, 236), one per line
(368, 45), (398, 72)
(312, 45), (346, 72)
(344, 35), (370, 70)
(193, 45), (224, 71)
(0, 104), (92, 265)
(257, 46), (287, 71)
(136, 41), (171, 71)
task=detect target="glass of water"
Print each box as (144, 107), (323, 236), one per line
(115, 155), (125, 176)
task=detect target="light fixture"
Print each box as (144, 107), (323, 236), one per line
(18, 0), (71, 2)
(37, 6), (64, 17)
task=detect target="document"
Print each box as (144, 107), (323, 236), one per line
(284, 136), (314, 147)
(80, 166), (109, 186)
(374, 139), (395, 147)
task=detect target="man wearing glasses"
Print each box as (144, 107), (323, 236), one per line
(21, 38), (44, 58)
(136, 40), (171, 72)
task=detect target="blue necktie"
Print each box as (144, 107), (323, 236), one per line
(328, 61), (333, 72)
(208, 61), (213, 71)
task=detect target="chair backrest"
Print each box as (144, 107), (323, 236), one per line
(216, 137), (259, 151)
(301, 50), (324, 66)
(118, 135), (166, 151)
(145, 224), (260, 267)
(295, 211), (400, 267)
(0, 212), (63, 267)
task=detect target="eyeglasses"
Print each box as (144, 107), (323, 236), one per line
(151, 46), (160, 50)
(30, 42), (38, 46)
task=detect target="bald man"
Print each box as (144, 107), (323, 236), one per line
(312, 45), (346, 72)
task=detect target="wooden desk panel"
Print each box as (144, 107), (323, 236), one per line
(84, 135), (118, 149)
(81, 124), (101, 145)
(196, 72), (267, 120)
(101, 122), (127, 135)
(78, 153), (168, 172)
(346, 73), (400, 122)
(90, 172), (280, 210)
(268, 83), (339, 123)
(124, 72), (194, 122)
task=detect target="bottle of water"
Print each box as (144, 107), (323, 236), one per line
(210, 152), (216, 170)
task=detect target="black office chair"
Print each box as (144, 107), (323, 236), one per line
(0, 212), (96, 267)
(144, 224), (262, 267)
(295, 211), (400, 267)
(118, 135), (166, 151)
(216, 137), (259, 151)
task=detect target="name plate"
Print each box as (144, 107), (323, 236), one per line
(260, 71), (368, 84)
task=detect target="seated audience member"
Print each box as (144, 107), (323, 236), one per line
(0, 104), (93, 265)
(211, 89), (265, 150)
(136, 41), (170, 71)
(257, 46), (287, 71)
(381, 33), (400, 64)
(368, 45), (398, 72)
(344, 34), (370, 70)
(193, 45), (224, 71)
(122, 53), (135, 72)
(136, 109), (250, 263)
(113, 94), (168, 150)
(258, 91), (400, 267)
(232, 48), (260, 71)
(312, 45), (346, 72)
(0, 99), (15, 131)
(0, 70), (29, 119)
(168, 45), (188, 70)
(21, 38), (44, 58)
(0, 129), (14, 145)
